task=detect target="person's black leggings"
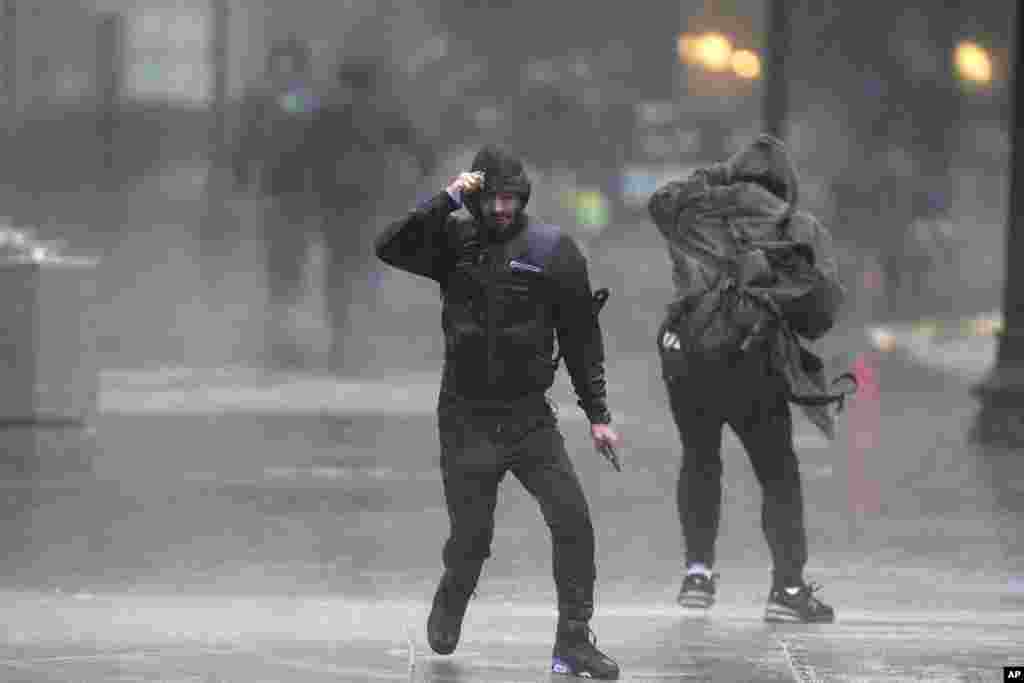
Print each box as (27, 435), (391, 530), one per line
(437, 394), (597, 619)
(663, 350), (808, 589)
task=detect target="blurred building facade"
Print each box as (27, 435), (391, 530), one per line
(0, 0), (1017, 318)
(2, 2), (103, 116)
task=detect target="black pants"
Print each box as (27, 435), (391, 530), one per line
(662, 349), (808, 589)
(265, 192), (318, 309)
(437, 394), (596, 619)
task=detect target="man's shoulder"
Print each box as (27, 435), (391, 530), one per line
(522, 219), (571, 267)
(526, 218), (564, 245)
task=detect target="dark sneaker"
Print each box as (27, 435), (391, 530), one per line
(677, 572), (717, 609)
(427, 570), (476, 655)
(551, 620), (620, 680)
(765, 581), (835, 623)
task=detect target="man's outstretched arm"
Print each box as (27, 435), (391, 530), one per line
(551, 235), (612, 424)
(550, 234), (622, 466)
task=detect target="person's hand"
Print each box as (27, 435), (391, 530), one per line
(591, 423), (622, 471)
(446, 171), (484, 196)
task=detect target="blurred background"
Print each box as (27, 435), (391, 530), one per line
(0, 0), (1013, 376)
(0, 6), (1021, 678)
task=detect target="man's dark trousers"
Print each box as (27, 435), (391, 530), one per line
(663, 347), (808, 589)
(437, 393), (596, 617)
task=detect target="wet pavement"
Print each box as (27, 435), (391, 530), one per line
(1, 347), (1022, 681)
(5, 593), (1018, 682)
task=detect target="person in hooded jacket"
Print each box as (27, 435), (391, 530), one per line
(375, 144), (621, 680)
(648, 134), (847, 624)
(309, 58), (436, 375)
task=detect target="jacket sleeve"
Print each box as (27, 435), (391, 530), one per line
(792, 212), (846, 300)
(778, 212), (847, 337)
(647, 175), (705, 243)
(647, 166), (736, 284)
(807, 214), (847, 322)
(806, 215), (842, 287)
(550, 234), (612, 425)
(374, 191), (458, 283)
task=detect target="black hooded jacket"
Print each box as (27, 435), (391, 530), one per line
(374, 145), (611, 424)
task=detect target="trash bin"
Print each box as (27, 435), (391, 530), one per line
(0, 225), (99, 478)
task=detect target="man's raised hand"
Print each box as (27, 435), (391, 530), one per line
(446, 171), (485, 196)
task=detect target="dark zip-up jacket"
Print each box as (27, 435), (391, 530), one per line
(375, 191), (611, 424)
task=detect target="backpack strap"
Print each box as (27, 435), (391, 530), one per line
(522, 221), (562, 269)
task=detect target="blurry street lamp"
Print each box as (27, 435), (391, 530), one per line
(955, 40), (993, 85)
(2, 0), (16, 135)
(971, 10), (1024, 448)
(96, 13), (123, 184)
(763, 0), (790, 140)
(731, 49), (761, 79)
(695, 32), (734, 71)
(210, 0), (229, 163)
(677, 33), (700, 64)
(678, 31), (734, 72)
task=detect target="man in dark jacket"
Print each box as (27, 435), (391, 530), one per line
(648, 135), (845, 624)
(375, 144), (621, 679)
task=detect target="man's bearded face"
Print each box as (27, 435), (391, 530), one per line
(481, 192), (522, 230)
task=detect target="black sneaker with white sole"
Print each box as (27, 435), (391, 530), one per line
(764, 581), (835, 623)
(677, 572), (717, 609)
(551, 620), (620, 680)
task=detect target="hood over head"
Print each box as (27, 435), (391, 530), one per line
(723, 134), (799, 218)
(465, 144), (532, 239)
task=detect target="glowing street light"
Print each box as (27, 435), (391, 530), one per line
(731, 49), (761, 79)
(678, 32), (734, 71)
(955, 40), (993, 84)
(695, 32), (733, 71)
(677, 34), (700, 64)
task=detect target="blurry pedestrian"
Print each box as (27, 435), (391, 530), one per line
(898, 208), (958, 315)
(230, 36), (320, 369)
(309, 58), (435, 375)
(375, 145), (621, 679)
(648, 134), (850, 623)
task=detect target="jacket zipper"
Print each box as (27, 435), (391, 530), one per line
(484, 241), (498, 387)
